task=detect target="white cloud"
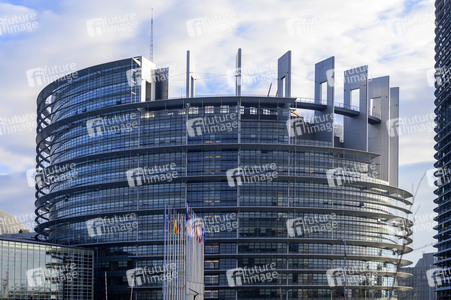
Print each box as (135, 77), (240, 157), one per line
(0, 0), (437, 256)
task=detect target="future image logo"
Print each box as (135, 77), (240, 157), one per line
(26, 264), (78, 288)
(126, 268), (145, 287)
(286, 214), (337, 238)
(202, 213), (238, 235)
(186, 13), (238, 37)
(326, 168), (357, 187)
(0, 13), (38, 37)
(326, 268), (345, 287)
(126, 68), (142, 87)
(86, 214), (138, 237)
(225, 63), (275, 88)
(388, 14), (432, 37)
(226, 164), (278, 187)
(386, 118), (402, 138)
(25, 64), (78, 88)
(186, 217), (204, 238)
(387, 217), (412, 238)
(86, 13), (138, 37)
(0, 112), (36, 136)
(0, 212), (36, 234)
(325, 66), (369, 89)
(26, 163), (78, 188)
(125, 163), (178, 187)
(426, 167), (451, 188)
(326, 267), (376, 287)
(426, 268), (451, 287)
(186, 113), (238, 137)
(26, 268), (46, 288)
(226, 264), (277, 287)
(86, 113), (139, 138)
(126, 263), (177, 287)
(286, 113), (334, 137)
(426, 67), (451, 87)
(326, 163), (377, 188)
(385, 114), (435, 138)
(286, 16), (334, 37)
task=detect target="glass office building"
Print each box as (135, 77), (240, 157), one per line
(398, 253), (436, 300)
(0, 236), (94, 299)
(34, 55), (413, 299)
(434, 1), (451, 299)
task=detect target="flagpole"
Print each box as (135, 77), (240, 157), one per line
(169, 207), (172, 300)
(180, 212), (182, 300)
(179, 213), (182, 300)
(175, 211), (177, 300)
(105, 271), (108, 300)
(170, 208), (173, 300)
(178, 211), (181, 300)
(173, 209), (175, 300)
(130, 273), (134, 300)
(184, 205), (187, 300)
(163, 205), (167, 300)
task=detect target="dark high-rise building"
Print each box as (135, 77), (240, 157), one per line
(398, 252), (437, 300)
(433, 1), (451, 299)
(34, 53), (413, 299)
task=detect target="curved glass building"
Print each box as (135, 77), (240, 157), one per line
(434, 1), (451, 299)
(34, 54), (413, 299)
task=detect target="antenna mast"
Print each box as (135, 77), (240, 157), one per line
(150, 8), (154, 61)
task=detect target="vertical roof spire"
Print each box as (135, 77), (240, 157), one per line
(150, 8), (154, 61)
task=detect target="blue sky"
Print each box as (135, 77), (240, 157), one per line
(0, 0), (437, 264)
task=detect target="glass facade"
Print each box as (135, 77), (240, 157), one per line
(35, 56), (413, 299)
(0, 236), (94, 299)
(434, 1), (451, 299)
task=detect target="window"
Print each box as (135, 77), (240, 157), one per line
(350, 89), (360, 110)
(320, 81), (327, 101)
